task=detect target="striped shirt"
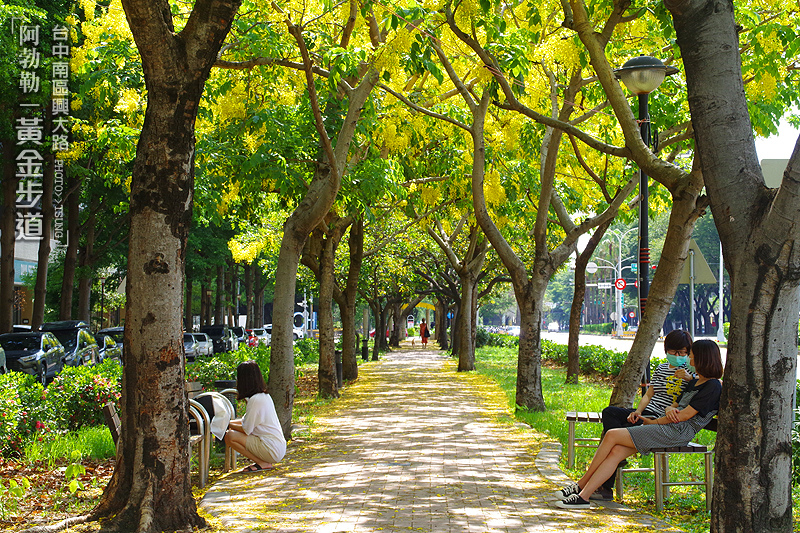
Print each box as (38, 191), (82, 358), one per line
(646, 362), (690, 416)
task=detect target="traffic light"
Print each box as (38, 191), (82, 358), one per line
(621, 294), (625, 306)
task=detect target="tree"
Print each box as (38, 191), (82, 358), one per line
(86, 0), (243, 531)
(665, 1), (800, 530)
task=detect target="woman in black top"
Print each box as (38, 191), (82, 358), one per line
(554, 339), (723, 510)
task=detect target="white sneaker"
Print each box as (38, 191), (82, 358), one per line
(556, 493), (591, 510)
(553, 481), (580, 499)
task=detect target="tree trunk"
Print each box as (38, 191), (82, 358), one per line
(215, 265), (223, 324)
(514, 279), (548, 411)
(31, 150), (55, 330)
(567, 220), (611, 383)
(435, 297), (449, 350)
(90, 1), (241, 531)
(609, 172), (705, 406)
(77, 213), (96, 323)
(317, 233), (339, 398)
(244, 262), (253, 329)
(340, 218), (363, 381)
(0, 139), (18, 334)
(254, 268), (265, 326)
(184, 277), (193, 331)
(229, 262), (238, 325)
(59, 171), (80, 320)
(666, 1), (800, 530)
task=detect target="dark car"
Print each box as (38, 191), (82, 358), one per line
(98, 334), (123, 364)
(199, 325), (233, 354)
(97, 326), (124, 351)
(0, 331), (65, 385)
(40, 320), (100, 367)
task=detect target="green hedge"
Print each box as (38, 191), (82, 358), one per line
(582, 322), (613, 334)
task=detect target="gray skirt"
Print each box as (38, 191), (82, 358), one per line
(627, 411), (715, 455)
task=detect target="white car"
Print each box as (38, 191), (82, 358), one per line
(192, 333), (213, 357)
(264, 324), (305, 341)
(547, 322), (560, 332)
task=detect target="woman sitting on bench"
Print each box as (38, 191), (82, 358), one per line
(225, 360), (287, 472)
(591, 329), (694, 500)
(554, 339), (723, 510)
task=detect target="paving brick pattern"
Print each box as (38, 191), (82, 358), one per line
(201, 348), (678, 532)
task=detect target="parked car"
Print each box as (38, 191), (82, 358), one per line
(98, 334), (123, 364)
(97, 326), (124, 351)
(13, 324), (31, 332)
(0, 331), (65, 385)
(230, 326), (247, 348)
(41, 320), (100, 367)
(192, 333), (213, 357)
(265, 324), (304, 341)
(199, 325), (233, 354)
(246, 327), (270, 347)
(183, 333), (199, 362)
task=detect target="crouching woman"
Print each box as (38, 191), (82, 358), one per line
(225, 360), (287, 472)
(554, 339), (723, 510)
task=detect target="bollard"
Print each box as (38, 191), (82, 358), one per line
(334, 350), (343, 388)
(362, 339), (369, 361)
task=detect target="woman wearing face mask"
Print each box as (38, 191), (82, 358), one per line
(588, 329), (694, 500)
(555, 339), (723, 510)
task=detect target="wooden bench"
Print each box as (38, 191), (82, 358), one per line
(615, 418), (717, 511)
(565, 411), (603, 469)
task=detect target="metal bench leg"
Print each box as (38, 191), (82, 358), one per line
(705, 451), (713, 511)
(654, 452), (665, 512)
(568, 420), (576, 469)
(615, 466), (623, 501)
(663, 453), (670, 499)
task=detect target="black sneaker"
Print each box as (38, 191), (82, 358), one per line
(556, 493), (591, 510)
(589, 487), (613, 501)
(553, 481), (580, 499)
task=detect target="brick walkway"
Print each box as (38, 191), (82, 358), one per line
(200, 347), (679, 532)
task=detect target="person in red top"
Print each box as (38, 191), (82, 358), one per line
(419, 319), (429, 346)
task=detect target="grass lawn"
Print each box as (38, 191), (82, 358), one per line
(473, 344), (800, 533)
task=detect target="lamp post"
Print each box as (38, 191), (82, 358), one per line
(615, 56), (678, 321)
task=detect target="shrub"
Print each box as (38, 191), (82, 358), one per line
(186, 343), (275, 390)
(476, 327), (491, 348)
(0, 372), (42, 457)
(540, 340), (628, 377)
(43, 360), (122, 432)
(583, 323), (613, 334)
(293, 338), (319, 366)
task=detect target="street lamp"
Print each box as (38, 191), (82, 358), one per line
(615, 56), (678, 321)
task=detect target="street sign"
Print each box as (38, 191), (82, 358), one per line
(614, 278), (626, 290)
(629, 311), (636, 319)
(634, 281), (639, 288)
(447, 311), (454, 319)
(621, 314), (628, 323)
(630, 262), (637, 274)
(598, 282), (613, 290)
(586, 262), (598, 274)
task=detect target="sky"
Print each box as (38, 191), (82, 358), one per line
(755, 117), (799, 161)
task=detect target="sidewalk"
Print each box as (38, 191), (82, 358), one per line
(200, 347), (680, 532)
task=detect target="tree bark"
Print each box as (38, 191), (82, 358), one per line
(215, 265), (223, 324)
(184, 277), (193, 331)
(244, 262), (253, 328)
(317, 231), (339, 398)
(666, 1), (800, 530)
(77, 213), (96, 323)
(90, 1), (241, 531)
(32, 146), (55, 330)
(567, 220), (611, 383)
(59, 171), (80, 320)
(0, 139), (18, 334)
(340, 218), (363, 381)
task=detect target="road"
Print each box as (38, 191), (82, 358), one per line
(540, 331), (728, 363)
